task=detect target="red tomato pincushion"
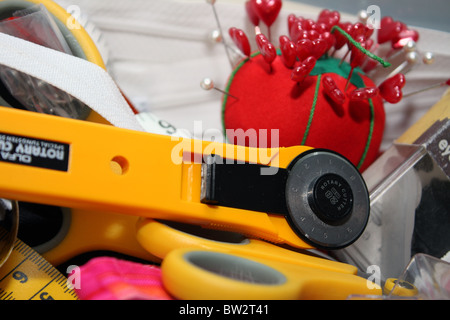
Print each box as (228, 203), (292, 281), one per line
(220, 3), (415, 172)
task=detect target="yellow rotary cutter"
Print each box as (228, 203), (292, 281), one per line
(0, 0), (430, 301)
(0, 105), (370, 252)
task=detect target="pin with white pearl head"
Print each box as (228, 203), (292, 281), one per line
(422, 51), (435, 65)
(404, 40), (417, 53)
(357, 9), (369, 24)
(367, 40), (415, 75)
(206, 0), (233, 67)
(386, 50), (419, 78)
(400, 51), (435, 76)
(201, 78), (239, 100)
(387, 40), (416, 61)
(209, 29), (247, 59)
(356, 9), (381, 58)
(209, 29), (222, 43)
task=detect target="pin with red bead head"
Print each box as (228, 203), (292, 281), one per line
(378, 73), (406, 104)
(317, 8), (340, 30)
(328, 23), (387, 97)
(322, 75), (346, 105)
(311, 38), (329, 60)
(279, 35), (296, 68)
(287, 13), (299, 40)
(228, 27), (251, 58)
(255, 28), (277, 72)
(347, 87), (379, 102)
(382, 29), (419, 63)
(382, 17), (419, 58)
(250, 0), (282, 42)
(332, 21), (352, 57)
(289, 16), (317, 43)
(315, 8), (340, 51)
(288, 9), (338, 59)
(319, 31), (336, 54)
(296, 38), (313, 62)
(339, 22), (367, 66)
(377, 16), (406, 46)
(346, 35), (373, 90)
(291, 56), (317, 84)
(392, 28), (419, 52)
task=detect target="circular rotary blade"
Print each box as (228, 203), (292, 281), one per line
(285, 149), (370, 250)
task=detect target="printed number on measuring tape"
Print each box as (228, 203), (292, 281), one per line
(0, 233), (78, 300)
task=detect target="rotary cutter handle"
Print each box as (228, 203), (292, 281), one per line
(0, 107), (369, 250)
(201, 149), (370, 250)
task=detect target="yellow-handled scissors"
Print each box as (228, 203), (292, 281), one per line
(136, 218), (356, 275)
(136, 219), (382, 299)
(162, 248), (381, 300)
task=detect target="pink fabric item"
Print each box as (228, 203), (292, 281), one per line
(74, 257), (173, 300)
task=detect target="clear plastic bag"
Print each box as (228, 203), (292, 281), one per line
(349, 253), (450, 300)
(0, 4), (91, 119)
(389, 254), (450, 299)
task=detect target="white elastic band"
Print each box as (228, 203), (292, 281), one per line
(0, 32), (145, 132)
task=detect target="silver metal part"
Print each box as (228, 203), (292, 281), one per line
(285, 150), (370, 250)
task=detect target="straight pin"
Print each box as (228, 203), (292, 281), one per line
(345, 67), (354, 91)
(201, 78), (239, 100)
(403, 79), (450, 98)
(386, 51), (418, 79)
(339, 49), (350, 66)
(207, 0), (233, 67)
(209, 29), (247, 59)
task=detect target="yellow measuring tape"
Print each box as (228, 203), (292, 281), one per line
(0, 229), (78, 300)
